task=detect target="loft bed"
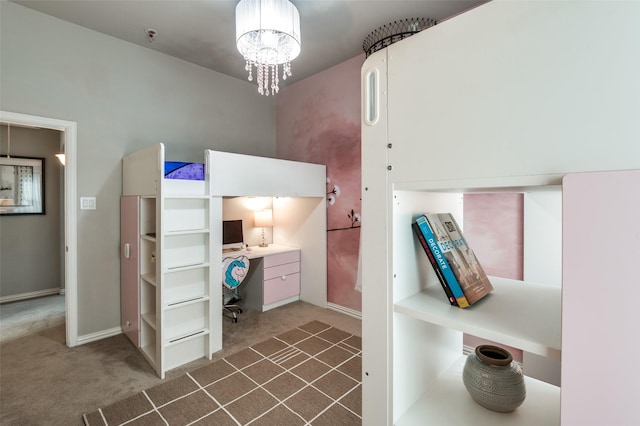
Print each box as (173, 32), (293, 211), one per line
(122, 144), (327, 370)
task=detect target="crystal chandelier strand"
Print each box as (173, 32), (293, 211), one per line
(236, 0), (300, 95)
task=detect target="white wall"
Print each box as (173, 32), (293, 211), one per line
(0, 2), (276, 337)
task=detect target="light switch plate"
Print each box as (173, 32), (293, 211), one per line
(80, 197), (96, 210)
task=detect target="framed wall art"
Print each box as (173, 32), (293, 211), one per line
(0, 156), (45, 215)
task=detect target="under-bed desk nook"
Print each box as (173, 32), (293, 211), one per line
(222, 243), (302, 315)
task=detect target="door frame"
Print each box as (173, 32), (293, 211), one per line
(0, 111), (78, 346)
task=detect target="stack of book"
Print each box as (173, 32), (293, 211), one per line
(412, 213), (494, 308)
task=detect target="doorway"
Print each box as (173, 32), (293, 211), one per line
(0, 111), (78, 346)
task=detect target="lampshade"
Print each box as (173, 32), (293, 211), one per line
(236, 0), (301, 96)
(254, 209), (274, 227)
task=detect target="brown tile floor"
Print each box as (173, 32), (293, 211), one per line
(84, 321), (362, 425)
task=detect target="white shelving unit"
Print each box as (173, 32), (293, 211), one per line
(360, 2), (640, 425)
(137, 196), (157, 368)
(394, 277), (561, 360)
(123, 143), (213, 378)
(380, 182), (564, 426)
(159, 193), (212, 375)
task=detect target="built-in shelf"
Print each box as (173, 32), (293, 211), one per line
(141, 273), (156, 286)
(141, 235), (156, 243)
(394, 277), (561, 359)
(395, 356), (560, 426)
(141, 312), (156, 329)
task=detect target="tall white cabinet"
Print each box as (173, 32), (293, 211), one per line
(123, 144), (214, 379)
(360, 2), (640, 425)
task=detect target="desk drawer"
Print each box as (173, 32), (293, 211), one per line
(264, 272), (300, 306)
(264, 250), (300, 268)
(264, 261), (300, 281)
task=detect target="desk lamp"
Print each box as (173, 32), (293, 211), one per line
(254, 209), (273, 247)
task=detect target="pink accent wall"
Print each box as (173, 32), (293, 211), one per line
(276, 54), (365, 313)
(463, 193), (523, 280)
(463, 193), (524, 360)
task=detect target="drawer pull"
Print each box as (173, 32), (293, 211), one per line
(281, 275), (287, 280)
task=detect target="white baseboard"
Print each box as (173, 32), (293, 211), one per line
(0, 288), (62, 304)
(76, 327), (122, 346)
(327, 302), (362, 319)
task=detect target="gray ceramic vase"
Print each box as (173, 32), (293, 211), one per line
(462, 345), (526, 413)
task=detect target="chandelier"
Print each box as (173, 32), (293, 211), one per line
(235, 0), (301, 96)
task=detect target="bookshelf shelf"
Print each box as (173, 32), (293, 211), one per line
(141, 273), (156, 287)
(394, 277), (561, 359)
(141, 312), (156, 330)
(395, 356), (560, 426)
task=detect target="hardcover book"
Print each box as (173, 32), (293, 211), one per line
(424, 213), (493, 305)
(415, 215), (470, 308)
(412, 222), (457, 306)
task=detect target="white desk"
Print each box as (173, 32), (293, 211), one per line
(222, 244), (301, 312)
(223, 244), (298, 260)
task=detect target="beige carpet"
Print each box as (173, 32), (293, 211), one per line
(0, 294), (65, 343)
(83, 321), (362, 425)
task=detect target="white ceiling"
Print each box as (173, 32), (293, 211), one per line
(12, 0), (485, 87)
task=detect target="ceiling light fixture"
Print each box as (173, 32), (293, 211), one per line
(235, 0), (301, 96)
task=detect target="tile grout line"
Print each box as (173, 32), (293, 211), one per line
(307, 380), (363, 423)
(184, 371), (242, 426)
(118, 390), (169, 426)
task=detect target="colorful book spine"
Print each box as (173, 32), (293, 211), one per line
(416, 215), (470, 308)
(430, 213), (494, 305)
(412, 222), (457, 306)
